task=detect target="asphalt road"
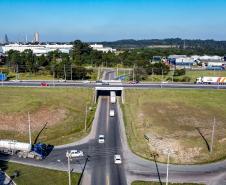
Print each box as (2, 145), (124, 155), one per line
(1, 80), (226, 89)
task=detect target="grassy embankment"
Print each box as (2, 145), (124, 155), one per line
(146, 70), (226, 82)
(7, 68), (98, 81)
(122, 89), (226, 164)
(0, 87), (95, 145)
(132, 181), (204, 185)
(0, 160), (80, 185)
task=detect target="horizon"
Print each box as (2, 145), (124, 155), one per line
(1, 0), (226, 42)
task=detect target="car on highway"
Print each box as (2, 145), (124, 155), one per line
(129, 80), (139, 84)
(102, 82), (109, 85)
(109, 109), (115, 117)
(98, 135), (105, 143)
(83, 80), (91, 84)
(41, 82), (49, 87)
(114, 154), (122, 164)
(66, 150), (84, 158)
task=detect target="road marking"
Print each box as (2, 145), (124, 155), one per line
(106, 175), (110, 185)
(106, 96), (110, 131)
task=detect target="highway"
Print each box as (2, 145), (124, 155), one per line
(1, 80), (226, 89)
(1, 71), (226, 185)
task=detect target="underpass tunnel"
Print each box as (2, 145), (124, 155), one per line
(95, 90), (122, 102)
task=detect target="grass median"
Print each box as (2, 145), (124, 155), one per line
(0, 160), (80, 185)
(0, 87), (95, 146)
(122, 89), (226, 164)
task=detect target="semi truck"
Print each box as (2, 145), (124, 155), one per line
(110, 91), (116, 103)
(196, 77), (226, 84)
(0, 140), (52, 160)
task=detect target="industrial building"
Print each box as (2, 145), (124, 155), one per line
(1, 44), (73, 55)
(90, 44), (116, 53)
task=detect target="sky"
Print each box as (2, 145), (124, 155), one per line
(0, 0), (226, 42)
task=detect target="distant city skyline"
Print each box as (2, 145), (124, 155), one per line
(1, 0), (226, 42)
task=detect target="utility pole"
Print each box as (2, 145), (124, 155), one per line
(210, 116), (216, 153)
(28, 112), (32, 145)
(84, 104), (88, 132)
(67, 152), (71, 185)
(16, 64), (19, 81)
(161, 68), (163, 88)
(64, 64), (66, 81)
(166, 151), (170, 185)
(152, 68), (154, 82)
(117, 64), (119, 77)
(70, 65), (73, 81)
(133, 64), (135, 82)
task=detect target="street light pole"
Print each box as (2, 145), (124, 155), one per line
(85, 104), (88, 132)
(166, 151), (170, 185)
(210, 116), (216, 153)
(28, 112), (32, 145)
(67, 152), (71, 185)
(133, 64), (135, 82)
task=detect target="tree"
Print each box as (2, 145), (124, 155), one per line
(173, 69), (186, 76)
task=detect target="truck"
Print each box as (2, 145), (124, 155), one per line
(196, 77), (226, 84)
(0, 140), (52, 160)
(110, 91), (116, 103)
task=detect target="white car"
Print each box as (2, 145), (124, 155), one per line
(109, 109), (115, 117)
(98, 135), (105, 143)
(66, 150), (84, 158)
(83, 80), (90, 84)
(114, 154), (122, 164)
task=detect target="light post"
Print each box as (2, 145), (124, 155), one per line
(166, 151), (170, 185)
(57, 157), (72, 185)
(210, 116), (216, 153)
(67, 152), (71, 185)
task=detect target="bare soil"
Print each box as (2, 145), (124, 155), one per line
(0, 107), (67, 133)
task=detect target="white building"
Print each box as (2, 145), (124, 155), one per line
(2, 43), (116, 55)
(33, 32), (40, 43)
(90, 44), (116, 53)
(191, 55), (223, 61)
(2, 44), (73, 55)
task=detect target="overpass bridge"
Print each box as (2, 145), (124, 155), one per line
(94, 80), (124, 103)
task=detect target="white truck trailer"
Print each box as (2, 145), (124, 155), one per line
(0, 140), (49, 160)
(196, 77), (226, 84)
(110, 91), (116, 103)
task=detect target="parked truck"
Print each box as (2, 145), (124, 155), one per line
(0, 140), (51, 160)
(110, 91), (116, 103)
(196, 77), (226, 84)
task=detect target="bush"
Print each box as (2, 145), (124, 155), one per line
(173, 69), (186, 76)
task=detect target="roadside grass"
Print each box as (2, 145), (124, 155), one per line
(0, 87), (95, 146)
(0, 160), (80, 185)
(145, 70), (226, 83)
(132, 181), (204, 185)
(122, 89), (226, 164)
(8, 70), (98, 81)
(8, 72), (53, 80)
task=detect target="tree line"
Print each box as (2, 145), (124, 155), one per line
(2, 39), (225, 81)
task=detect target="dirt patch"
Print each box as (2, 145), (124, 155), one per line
(0, 107), (68, 133)
(146, 133), (202, 163)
